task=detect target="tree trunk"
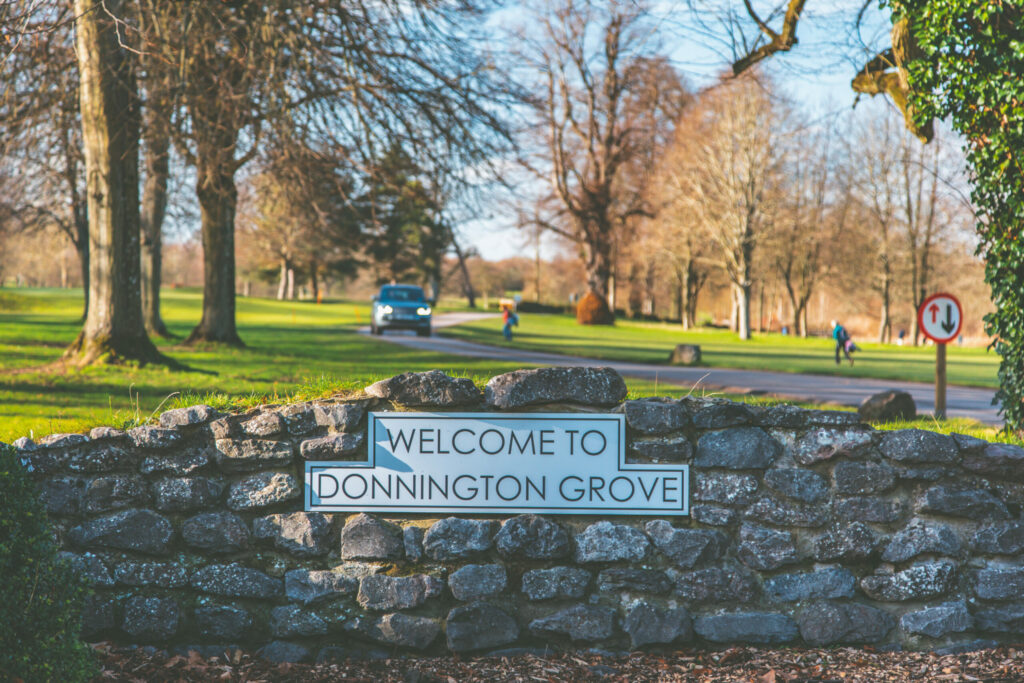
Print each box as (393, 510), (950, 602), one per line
(75, 231), (89, 317)
(187, 164), (243, 346)
(277, 259), (287, 300)
(310, 263), (320, 302)
(286, 267), (296, 300)
(451, 235), (476, 308)
(66, 0), (162, 366)
(735, 282), (752, 340)
(878, 264), (892, 344)
(140, 102), (171, 338)
(583, 232), (614, 321)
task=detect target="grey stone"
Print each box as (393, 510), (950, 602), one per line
(935, 640), (1000, 655)
(974, 603), (1024, 633)
(963, 442), (1024, 479)
(974, 522), (1024, 555)
(68, 509), (173, 554)
(260, 641), (310, 664)
(355, 613), (442, 650)
(596, 568), (671, 594)
(522, 567), (590, 601)
(114, 561), (188, 587)
(403, 526), (424, 562)
(300, 433), (364, 459)
(140, 447), (210, 475)
(881, 520), (962, 562)
(190, 563), (282, 598)
(209, 417), (234, 439)
(123, 596), (179, 641)
(485, 366), (626, 409)
(285, 569), (357, 604)
(529, 604), (616, 641)
(880, 429), (959, 464)
(974, 564), (1024, 600)
(669, 344), (702, 365)
(792, 427), (874, 465)
(66, 443), (135, 473)
(195, 605), (252, 640)
(833, 461), (896, 495)
(917, 485), (1010, 520)
(693, 473), (758, 505)
(241, 411), (286, 437)
(39, 432), (89, 448)
(447, 603), (519, 651)
(644, 520), (727, 568)
(151, 476), (223, 512)
(423, 518), (498, 560)
(254, 512), (333, 557)
(368, 370), (483, 407)
(334, 562), (386, 581)
(836, 496), (905, 523)
(271, 605), (328, 638)
(160, 404), (219, 428)
(813, 522), (879, 562)
(758, 405), (808, 428)
(57, 552), (114, 586)
(675, 566), (759, 604)
(765, 568), (856, 602)
(357, 573), (443, 611)
(226, 472), (300, 510)
(622, 603), (692, 648)
(629, 435), (693, 463)
(214, 438), (293, 472)
(737, 523), (800, 571)
(622, 398), (690, 434)
(128, 425), (181, 449)
(894, 465), (956, 481)
(692, 402), (756, 429)
(279, 402), (317, 435)
(691, 505), (737, 526)
(574, 521), (649, 563)
(313, 402), (366, 431)
(496, 514), (570, 559)
(89, 426), (125, 440)
(900, 601), (972, 638)
(763, 469), (829, 503)
(449, 564), (507, 600)
(694, 428), (780, 469)
(745, 495), (828, 528)
(84, 474), (148, 513)
(798, 602), (894, 646)
(860, 561), (957, 601)
(859, 390), (916, 422)
(953, 432), (989, 454)
(182, 512), (250, 553)
(694, 612), (798, 644)
(340, 513), (403, 560)
(81, 594), (118, 638)
(39, 477), (83, 515)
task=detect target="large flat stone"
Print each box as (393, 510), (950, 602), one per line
(900, 601), (973, 638)
(521, 567), (590, 601)
(423, 518), (498, 560)
(798, 601), (894, 646)
(447, 603), (519, 651)
(737, 523), (800, 571)
(68, 509), (173, 554)
(300, 433), (364, 460)
(974, 522), (1024, 555)
(622, 398), (690, 434)
(357, 573), (443, 611)
(574, 521), (649, 563)
(694, 428), (780, 469)
(596, 568), (672, 594)
(449, 564), (507, 601)
(675, 565), (759, 604)
(813, 522), (879, 562)
(354, 613), (441, 650)
(190, 563), (282, 598)
(367, 370), (483, 407)
(214, 439), (293, 472)
(529, 604), (616, 641)
(340, 513), (403, 560)
(916, 485), (1010, 520)
(271, 605), (328, 637)
(226, 472), (300, 510)
(974, 564), (1024, 600)
(622, 603), (692, 648)
(182, 512), (250, 553)
(314, 403), (366, 431)
(151, 477), (223, 512)
(693, 473), (759, 505)
(860, 561), (957, 601)
(792, 427), (873, 465)
(495, 514), (570, 559)
(881, 520), (962, 563)
(744, 494), (828, 527)
(644, 520), (726, 568)
(832, 461), (896, 495)
(195, 604), (252, 640)
(84, 475), (148, 513)
(880, 429), (958, 464)
(764, 568), (856, 602)
(285, 569), (357, 604)
(694, 612), (798, 644)
(122, 596), (179, 641)
(763, 468), (828, 503)
(254, 512), (333, 557)
(485, 367), (626, 408)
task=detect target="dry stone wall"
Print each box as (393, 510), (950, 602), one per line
(13, 366), (1024, 662)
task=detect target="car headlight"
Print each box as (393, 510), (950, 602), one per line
(381, 305), (393, 314)
(417, 306), (431, 316)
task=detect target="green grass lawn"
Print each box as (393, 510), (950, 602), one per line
(0, 288), (1009, 445)
(441, 312), (999, 389)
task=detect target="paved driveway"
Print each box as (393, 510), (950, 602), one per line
(362, 313), (1001, 425)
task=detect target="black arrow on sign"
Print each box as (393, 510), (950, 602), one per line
(940, 304), (956, 334)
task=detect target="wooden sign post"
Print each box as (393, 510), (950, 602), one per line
(917, 293), (963, 420)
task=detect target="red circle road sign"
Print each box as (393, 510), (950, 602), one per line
(917, 293), (962, 344)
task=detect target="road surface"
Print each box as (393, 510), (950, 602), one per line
(362, 312), (1000, 425)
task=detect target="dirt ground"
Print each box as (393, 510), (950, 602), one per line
(91, 643), (1024, 682)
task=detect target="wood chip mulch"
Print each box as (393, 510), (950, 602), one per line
(91, 643), (1024, 682)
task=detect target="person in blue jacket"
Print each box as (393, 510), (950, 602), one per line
(830, 319), (854, 366)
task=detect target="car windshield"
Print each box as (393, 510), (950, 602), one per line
(380, 286), (425, 302)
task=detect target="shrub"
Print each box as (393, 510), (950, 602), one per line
(0, 445), (96, 681)
(575, 291), (614, 325)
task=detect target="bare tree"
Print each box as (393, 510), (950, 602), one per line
(668, 73), (783, 339)
(515, 0), (684, 323)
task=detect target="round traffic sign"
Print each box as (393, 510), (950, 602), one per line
(917, 293), (962, 344)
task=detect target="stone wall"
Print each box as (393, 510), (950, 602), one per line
(13, 366), (1024, 661)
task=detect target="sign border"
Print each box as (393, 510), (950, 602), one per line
(917, 292), (962, 344)
(304, 411), (690, 516)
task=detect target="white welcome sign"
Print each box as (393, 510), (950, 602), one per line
(304, 412), (689, 515)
